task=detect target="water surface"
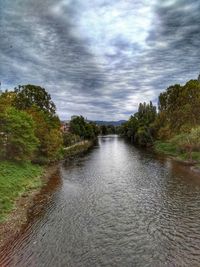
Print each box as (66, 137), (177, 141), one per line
(1, 135), (200, 266)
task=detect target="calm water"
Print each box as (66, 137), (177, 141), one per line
(1, 135), (200, 267)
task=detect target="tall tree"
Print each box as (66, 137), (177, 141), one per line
(0, 107), (39, 161)
(14, 85), (56, 115)
(158, 80), (200, 135)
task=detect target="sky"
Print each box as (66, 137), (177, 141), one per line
(0, 0), (200, 120)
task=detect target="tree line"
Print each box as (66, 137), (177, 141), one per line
(120, 78), (200, 160)
(0, 85), (98, 163)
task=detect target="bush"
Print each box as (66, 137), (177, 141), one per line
(63, 133), (81, 147)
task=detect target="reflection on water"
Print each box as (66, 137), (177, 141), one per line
(1, 135), (200, 266)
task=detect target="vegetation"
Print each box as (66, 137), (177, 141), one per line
(70, 116), (99, 140)
(0, 85), (62, 163)
(14, 84), (56, 114)
(0, 107), (39, 161)
(64, 140), (93, 158)
(120, 77), (200, 163)
(0, 85), (100, 164)
(120, 101), (157, 146)
(1, 76), (200, 223)
(0, 85), (100, 223)
(0, 161), (43, 221)
(63, 133), (81, 147)
(100, 124), (117, 135)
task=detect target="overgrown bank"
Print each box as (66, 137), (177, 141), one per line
(154, 141), (200, 172)
(0, 139), (95, 249)
(119, 76), (200, 172)
(63, 140), (94, 159)
(0, 83), (99, 249)
(0, 140), (94, 222)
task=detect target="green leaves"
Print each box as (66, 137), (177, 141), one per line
(158, 80), (200, 134)
(14, 85), (56, 115)
(70, 116), (98, 140)
(121, 101), (157, 146)
(0, 84), (65, 162)
(0, 107), (39, 161)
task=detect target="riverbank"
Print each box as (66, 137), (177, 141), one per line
(63, 140), (95, 160)
(0, 140), (95, 250)
(0, 161), (43, 223)
(0, 162), (59, 249)
(154, 141), (200, 174)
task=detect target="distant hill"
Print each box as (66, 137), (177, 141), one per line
(94, 120), (127, 126)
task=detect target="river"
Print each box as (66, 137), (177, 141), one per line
(1, 135), (200, 266)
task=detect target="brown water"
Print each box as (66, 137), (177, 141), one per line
(1, 135), (200, 267)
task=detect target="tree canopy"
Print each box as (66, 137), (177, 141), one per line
(0, 107), (39, 161)
(121, 101), (157, 146)
(120, 77), (200, 154)
(14, 84), (56, 115)
(0, 85), (62, 162)
(70, 116), (99, 140)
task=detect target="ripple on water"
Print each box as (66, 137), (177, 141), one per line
(1, 136), (200, 267)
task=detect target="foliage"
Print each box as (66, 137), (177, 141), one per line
(70, 116), (86, 138)
(63, 133), (81, 147)
(100, 125), (116, 135)
(154, 141), (178, 157)
(158, 80), (200, 134)
(14, 84), (56, 115)
(64, 141), (93, 158)
(121, 77), (200, 153)
(0, 161), (43, 221)
(171, 127), (200, 160)
(0, 107), (39, 161)
(121, 101), (157, 146)
(155, 126), (200, 161)
(0, 85), (62, 162)
(0, 91), (16, 111)
(43, 129), (63, 160)
(26, 106), (62, 161)
(70, 116), (98, 140)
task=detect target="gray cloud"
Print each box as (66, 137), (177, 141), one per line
(0, 0), (200, 120)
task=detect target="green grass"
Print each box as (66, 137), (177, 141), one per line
(190, 152), (200, 162)
(154, 141), (200, 163)
(0, 161), (44, 222)
(154, 141), (178, 157)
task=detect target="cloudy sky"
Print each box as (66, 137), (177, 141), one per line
(1, 0), (200, 120)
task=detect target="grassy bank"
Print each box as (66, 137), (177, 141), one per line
(154, 141), (200, 165)
(154, 141), (179, 157)
(0, 141), (93, 222)
(64, 140), (94, 158)
(0, 161), (44, 222)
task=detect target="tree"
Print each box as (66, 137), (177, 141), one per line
(100, 125), (108, 135)
(26, 106), (62, 161)
(0, 91), (16, 112)
(158, 80), (200, 135)
(70, 116), (98, 140)
(0, 107), (39, 161)
(70, 116), (86, 138)
(44, 129), (63, 160)
(85, 123), (95, 139)
(121, 101), (157, 146)
(14, 84), (56, 115)
(63, 133), (81, 147)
